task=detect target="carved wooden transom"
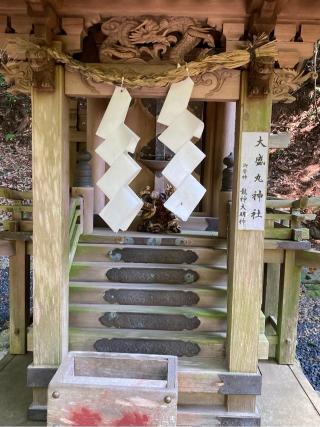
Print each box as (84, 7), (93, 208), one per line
(82, 16), (218, 64)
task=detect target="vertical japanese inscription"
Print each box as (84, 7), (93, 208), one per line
(238, 132), (268, 230)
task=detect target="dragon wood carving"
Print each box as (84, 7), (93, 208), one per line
(99, 16), (215, 64)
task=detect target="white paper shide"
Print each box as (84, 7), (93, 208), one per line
(95, 86), (143, 232)
(238, 132), (268, 231)
(158, 77), (206, 221)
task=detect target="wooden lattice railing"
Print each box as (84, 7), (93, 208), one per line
(69, 196), (83, 268)
(0, 186), (33, 234)
(265, 196), (320, 241)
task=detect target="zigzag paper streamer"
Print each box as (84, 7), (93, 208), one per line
(158, 77), (206, 221)
(95, 86), (143, 232)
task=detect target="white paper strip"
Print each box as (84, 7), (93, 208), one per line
(96, 87), (132, 138)
(95, 86), (142, 232)
(157, 77), (206, 222)
(237, 132), (268, 231)
(95, 125), (139, 166)
(162, 141), (206, 188)
(158, 77), (194, 126)
(99, 187), (143, 233)
(96, 153), (141, 200)
(158, 110), (204, 153)
(164, 175), (206, 221)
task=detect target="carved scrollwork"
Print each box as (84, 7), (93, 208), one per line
(272, 69), (312, 103)
(99, 16), (215, 64)
(193, 69), (233, 95)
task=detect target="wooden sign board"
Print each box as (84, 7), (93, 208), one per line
(238, 132), (268, 231)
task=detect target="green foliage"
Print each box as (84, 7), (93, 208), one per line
(4, 132), (15, 142)
(0, 73), (6, 87)
(305, 283), (320, 299)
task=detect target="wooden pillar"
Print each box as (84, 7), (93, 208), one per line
(31, 65), (69, 414)
(212, 102), (236, 217)
(9, 240), (30, 354)
(227, 72), (272, 411)
(86, 98), (107, 214)
(263, 263), (281, 320)
(276, 250), (301, 364)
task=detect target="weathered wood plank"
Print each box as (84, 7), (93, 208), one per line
(80, 230), (228, 249)
(276, 250), (301, 364)
(74, 243), (227, 267)
(177, 405), (260, 426)
(69, 327), (226, 358)
(69, 282), (227, 308)
(9, 240), (29, 354)
(263, 263), (280, 322)
(295, 249), (320, 268)
(32, 64), (70, 367)
(65, 69), (241, 101)
(70, 261), (227, 285)
(263, 249), (284, 263)
(227, 71), (272, 412)
(47, 352), (178, 427)
(0, 241), (15, 256)
(69, 304), (227, 332)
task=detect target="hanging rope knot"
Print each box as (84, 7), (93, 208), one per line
(247, 43), (256, 63)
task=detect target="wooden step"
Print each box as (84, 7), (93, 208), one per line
(69, 327), (226, 358)
(177, 405), (260, 426)
(69, 282), (227, 308)
(80, 230), (227, 249)
(178, 357), (227, 407)
(74, 244), (227, 267)
(70, 261), (227, 284)
(69, 304), (227, 332)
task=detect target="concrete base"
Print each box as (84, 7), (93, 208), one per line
(0, 353), (44, 426)
(258, 361), (320, 426)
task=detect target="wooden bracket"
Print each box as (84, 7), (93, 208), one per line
(27, 365), (58, 388)
(218, 372), (262, 395)
(27, 364), (58, 388)
(55, 17), (84, 53)
(248, 56), (274, 98)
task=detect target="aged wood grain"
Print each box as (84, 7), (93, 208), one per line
(32, 64), (70, 368)
(227, 71), (272, 412)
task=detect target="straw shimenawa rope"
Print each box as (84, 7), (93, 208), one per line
(1, 36), (278, 92)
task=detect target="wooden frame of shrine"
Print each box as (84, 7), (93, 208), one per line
(1, 1), (320, 425)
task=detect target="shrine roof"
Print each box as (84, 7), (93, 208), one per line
(0, 1), (320, 24)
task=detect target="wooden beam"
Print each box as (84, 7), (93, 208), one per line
(58, 0), (246, 21)
(65, 69), (241, 101)
(9, 240), (30, 354)
(276, 250), (301, 364)
(227, 71), (272, 411)
(0, 240), (15, 256)
(295, 249), (320, 269)
(32, 64), (69, 369)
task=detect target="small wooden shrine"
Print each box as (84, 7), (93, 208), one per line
(1, 1), (320, 425)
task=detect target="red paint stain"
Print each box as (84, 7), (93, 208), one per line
(70, 406), (103, 426)
(111, 411), (150, 426)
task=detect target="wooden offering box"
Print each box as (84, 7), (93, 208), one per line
(47, 351), (178, 426)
